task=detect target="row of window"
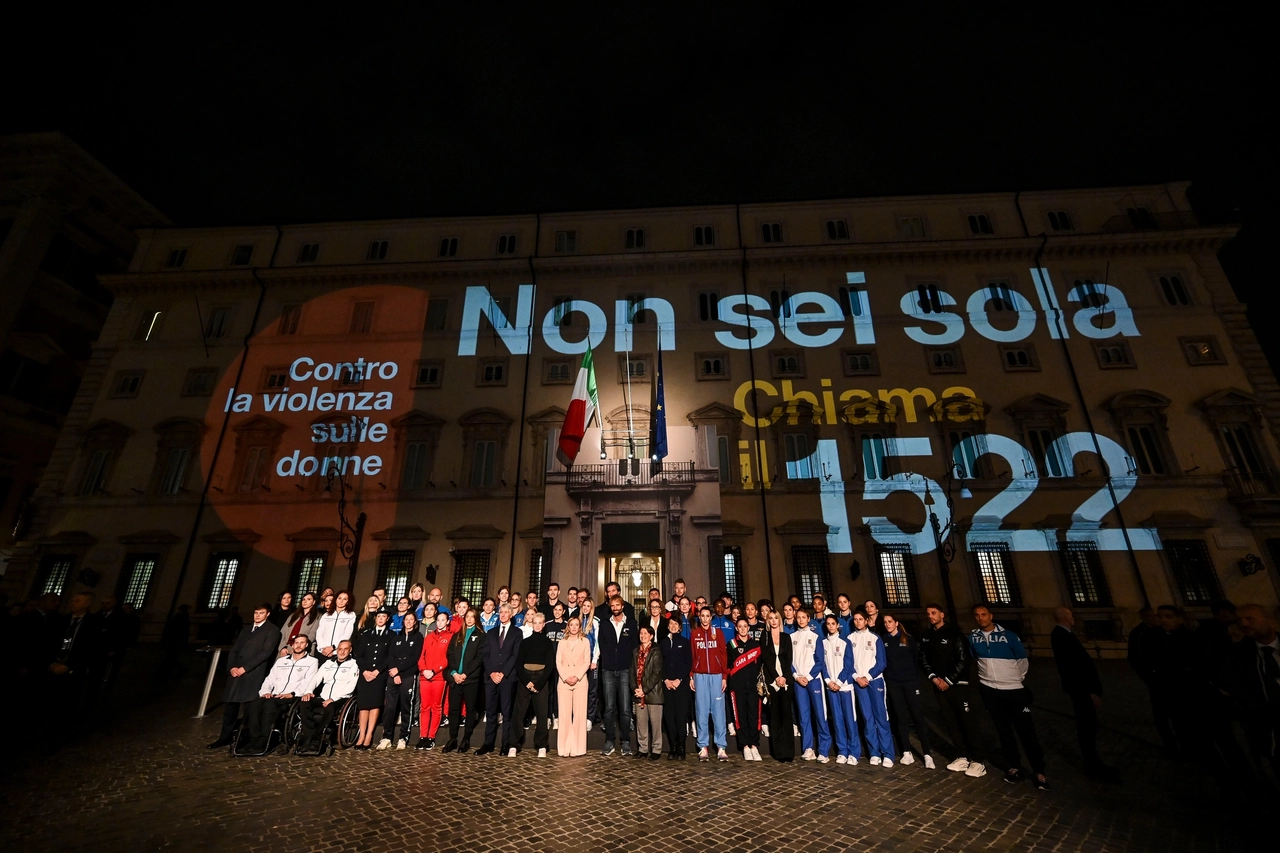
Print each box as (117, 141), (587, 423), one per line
(710, 537), (1223, 622)
(161, 206), (1145, 271)
(130, 270), (1202, 349)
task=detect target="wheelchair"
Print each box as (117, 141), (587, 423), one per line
(230, 697), (302, 756)
(292, 696), (360, 756)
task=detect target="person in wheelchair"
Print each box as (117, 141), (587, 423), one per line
(241, 634), (318, 753)
(297, 639), (359, 754)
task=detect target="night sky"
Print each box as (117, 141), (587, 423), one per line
(5, 8), (1274, 363)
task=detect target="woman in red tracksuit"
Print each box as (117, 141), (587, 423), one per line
(416, 611), (454, 749)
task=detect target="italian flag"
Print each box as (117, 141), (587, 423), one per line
(558, 349), (599, 465)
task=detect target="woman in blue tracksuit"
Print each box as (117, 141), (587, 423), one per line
(821, 614), (860, 765)
(849, 610), (894, 766)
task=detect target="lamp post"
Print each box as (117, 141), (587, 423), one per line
(921, 463), (971, 624)
(326, 465), (366, 593)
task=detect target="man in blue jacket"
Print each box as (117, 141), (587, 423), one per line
(597, 595), (638, 756)
(969, 605), (1048, 790)
(476, 603), (522, 756)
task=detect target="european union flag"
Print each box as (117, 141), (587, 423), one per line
(650, 349), (667, 460)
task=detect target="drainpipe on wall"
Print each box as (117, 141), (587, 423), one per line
(1031, 232), (1152, 609)
(166, 226), (281, 618)
(736, 204), (775, 603)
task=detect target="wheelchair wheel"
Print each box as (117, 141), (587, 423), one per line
(337, 698), (361, 750)
(282, 700), (303, 752)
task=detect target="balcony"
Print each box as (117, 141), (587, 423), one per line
(551, 461), (704, 494)
(1222, 469), (1280, 521)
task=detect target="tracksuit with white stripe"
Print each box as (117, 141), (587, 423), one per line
(789, 624), (832, 756)
(849, 626), (893, 760)
(822, 630), (859, 760)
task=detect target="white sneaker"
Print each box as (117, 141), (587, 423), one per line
(550, 717), (557, 730)
(836, 755), (847, 765)
(698, 747), (710, 761)
(717, 748), (729, 761)
(900, 751), (915, 765)
(816, 754), (829, 764)
(964, 761), (987, 778)
(802, 748), (816, 761)
(946, 757), (971, 772)
(375, 738), (391, 751)
(847, 756), (859, 766)
(761, 724), (770, 738)
(395, 739), (407, 750)
(924, 755), (937, 769)
(882, 758), (894, 768)
(793, 724), (800, 737)
(586, 720), (592, 732)
(507, 747), (517, 757)
(870, 756), (882, 766)
(752, 746), (763, 761)
(537, 748), (547, 758)
(728, 723), (736, 737)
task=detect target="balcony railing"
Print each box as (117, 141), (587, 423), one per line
(1223, 468), (1276, 499)
(563, 461), (695, 491)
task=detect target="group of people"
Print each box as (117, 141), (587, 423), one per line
(210, 577), (1271, 793)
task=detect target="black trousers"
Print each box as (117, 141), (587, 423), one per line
(509, 683), (549, 750)
(299, 697), (342, 749)
(730, 686), (761, 748)
(979, 684), (1045, 774)
(483, 677), (517, 748)
(447, 679), (481, 746)
(766, 687), (796, 761)
(382, 676), (416, 742)
(932, 682), (981, 758)
(246, 697), (291, 744)
(1067, 690), (1102, 768)
(664, 682), (691, 753)
(887, 681), (933, 756)
(219, 701), (244, 741)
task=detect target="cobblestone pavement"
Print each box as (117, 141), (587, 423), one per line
(0, 651), (1262, 852)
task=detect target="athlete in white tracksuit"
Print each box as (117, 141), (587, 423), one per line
(849, 611), (894, 763)
(821, 615), (860, 763)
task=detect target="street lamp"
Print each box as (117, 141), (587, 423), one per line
(921, 462), (971, 624)
(326, 463), (367, 593)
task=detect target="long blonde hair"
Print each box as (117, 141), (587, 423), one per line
(578, 598), (595, 635)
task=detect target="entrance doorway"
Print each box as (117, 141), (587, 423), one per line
(605, 553), (663, 612)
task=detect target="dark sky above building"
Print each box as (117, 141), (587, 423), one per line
(4, 7), (1274, 360)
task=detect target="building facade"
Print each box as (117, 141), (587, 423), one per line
(0, 133), (168, 566)
(6, 181), (1279, 652)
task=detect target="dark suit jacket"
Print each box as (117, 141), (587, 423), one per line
(482, 623), (522, 679)
(661, 632), (692, 683)
(223, 621), (281, 702)
(1050, 625), (1102, 695)
(597, 616), (639, 671)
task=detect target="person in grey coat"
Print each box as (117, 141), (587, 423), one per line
(207, 603), (281, 748)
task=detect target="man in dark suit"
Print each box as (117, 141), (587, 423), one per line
(597, 594), (639, 756)
(1229, 604), (1280, 786)
(208, 603), (281, 748)
(1050, 607), (1116, 780)
(45, 592), (102, 745)
(476, 602), (521, 755)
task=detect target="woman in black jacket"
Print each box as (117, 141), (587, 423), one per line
(727, 618), (763, 760)
(882, 612), (935, 768)
(760, 610), (795, 762)
(442, 609), (486, 752)
(353, 607), (394, 749)
(379, 611), (423, 750)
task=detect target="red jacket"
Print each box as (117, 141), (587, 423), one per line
(418, 627), (454, 681)
(691, 626), (727, 675)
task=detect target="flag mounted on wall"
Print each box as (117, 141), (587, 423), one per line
(557, 348), (599, 465)
(649, 349), (667, 462)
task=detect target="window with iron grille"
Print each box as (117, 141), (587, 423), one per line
(201, 552), (242, 611)
(1163, 539), (1223, 605)
(376, 550), (414, 601)
(119, 554), (158, 609)
(290, 551), (328, 600)
(791, 545), (832, 603)
(719, 544), (745, 606)
(876, 545), (919, 607)
(528, 539), (553, 596)
(971, 544), (1020, 606)
(451, 549), (491, 604)
(1058, 542), (1111, 606)
(35, 554), (74, 597)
